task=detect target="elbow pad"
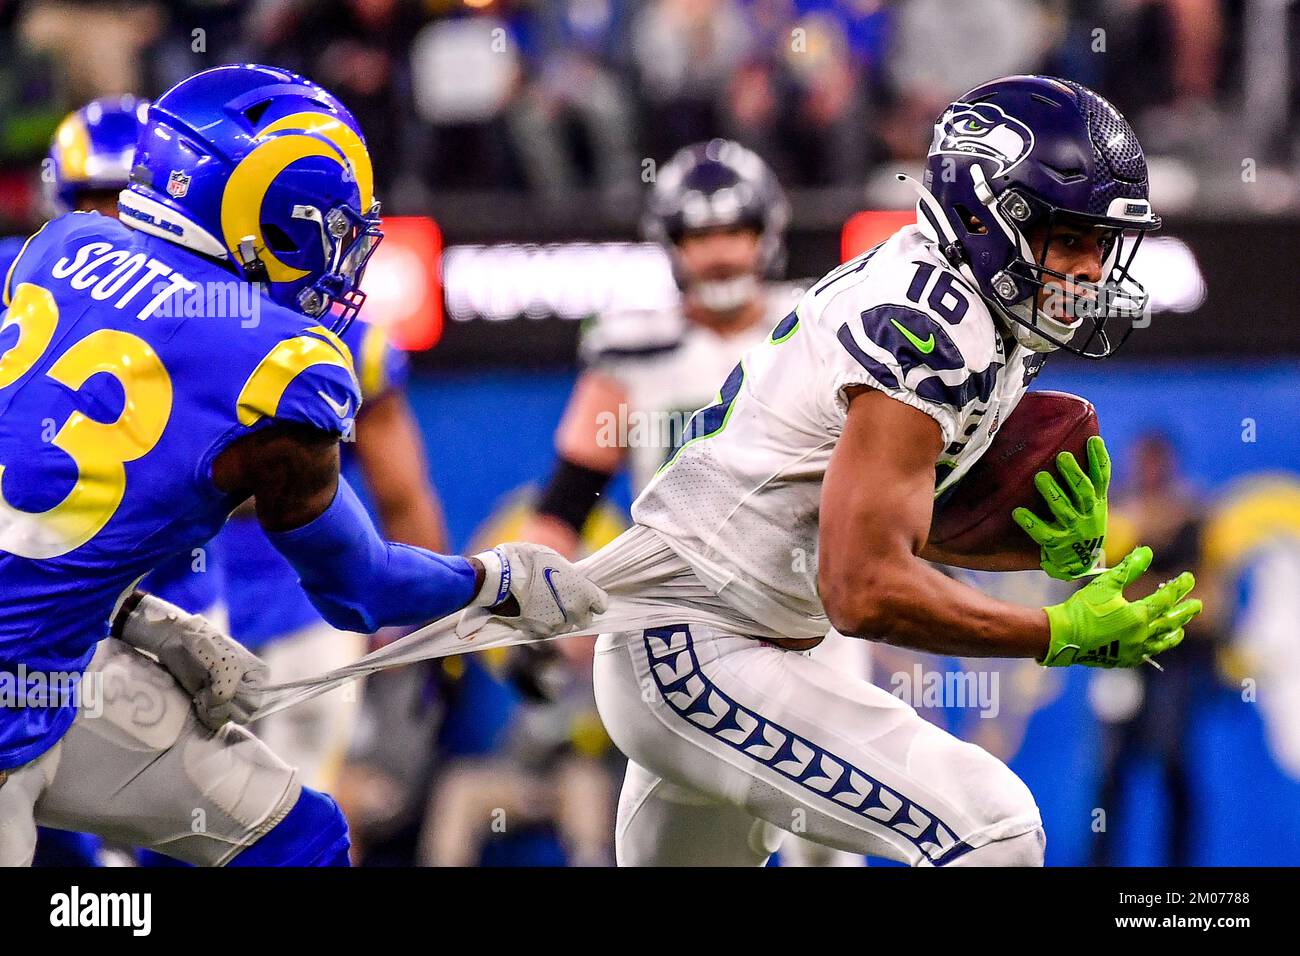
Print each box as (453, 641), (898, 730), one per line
(267, 478), (477, 632)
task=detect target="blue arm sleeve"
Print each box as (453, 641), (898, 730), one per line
(266, 477), (478, 632)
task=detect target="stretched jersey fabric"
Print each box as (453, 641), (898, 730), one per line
(633, 224), (1046, 641)
(241, 227), (1049, 719)
(221, 320), (409, 649)
(580, 283), (804, 494)
(0, 211), (361, 769)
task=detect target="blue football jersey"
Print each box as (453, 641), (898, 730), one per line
(3, 233), (227, 619)
(0, 211), (362, 769)
(0, 236), (26, 279)
(222, 320), (410, 648)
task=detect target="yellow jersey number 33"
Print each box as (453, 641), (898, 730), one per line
(0, 282), (173, 559)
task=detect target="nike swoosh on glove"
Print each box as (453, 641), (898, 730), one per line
(457, 542), (609, 640)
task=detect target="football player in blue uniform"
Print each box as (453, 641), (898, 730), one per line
(0, 64), (606, 867)
(2, 94), (233, 867)
(0, 96), (226, 625)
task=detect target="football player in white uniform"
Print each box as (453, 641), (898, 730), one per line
(587, 75), (1202, 866)
(522, 140), (866, 865)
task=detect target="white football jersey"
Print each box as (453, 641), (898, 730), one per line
(580, 283), (805, 494)
(632, 224), (1047, 641)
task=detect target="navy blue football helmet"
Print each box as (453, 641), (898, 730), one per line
(911, 75), (1160, 358)
(644, 139), (789, 310)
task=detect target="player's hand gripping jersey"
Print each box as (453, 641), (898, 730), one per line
(0, 212), (361, 767)
(633, 224), (1045, 642)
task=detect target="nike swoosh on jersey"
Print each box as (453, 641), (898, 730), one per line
(317, 390), (352, 418)
(889, 317), (936, 354)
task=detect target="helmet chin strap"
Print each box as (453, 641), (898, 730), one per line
(691, 274), (760, 314)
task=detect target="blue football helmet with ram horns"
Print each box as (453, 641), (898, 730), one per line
(905, 75), (1160, 359)
(118, 64), (382, 333)
(45, 95), (149, 215)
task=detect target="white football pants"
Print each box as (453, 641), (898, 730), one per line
(0, 638), (298, 867)
(594, 624), (1044, 867)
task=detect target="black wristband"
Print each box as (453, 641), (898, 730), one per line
(535, 458), (615, 533)
(110, 590), (146, 640)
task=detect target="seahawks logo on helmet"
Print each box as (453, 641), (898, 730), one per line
(929, 102), (1035, 178)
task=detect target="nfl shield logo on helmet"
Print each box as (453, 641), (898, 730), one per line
(166, 170), (191, 198)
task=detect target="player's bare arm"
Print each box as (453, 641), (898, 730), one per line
(213, 421), (351, 531)
(820, 384), (1199, 668)
(819, 387), (1050, 658)
(524, 368), (629, 558)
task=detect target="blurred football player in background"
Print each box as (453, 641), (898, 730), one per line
(522, 139), (866, 865)
(524, 139), (798, 557)
(1090, 429), (1221, 866)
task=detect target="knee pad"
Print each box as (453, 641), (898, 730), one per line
(941, 825), (1045, 867)
(228, 788), (351, 867)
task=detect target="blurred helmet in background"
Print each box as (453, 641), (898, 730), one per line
(119, 64), (383, 333)
(46, 95), (149, 216)
(643, 139), (789, 311)
(912, 75), (1161, 358)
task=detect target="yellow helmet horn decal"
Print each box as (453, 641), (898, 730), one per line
(52, 113), (93, 183)
(219, 111), (375, 284)
(260, 112), (374, 211)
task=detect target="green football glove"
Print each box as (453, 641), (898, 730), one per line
(1013, 434), (1110, 581)
(1040, 545), (1201, 668)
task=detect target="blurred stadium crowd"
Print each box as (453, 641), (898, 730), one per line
(1, 0), (1298, 229)
(3, 0), (1299, 868)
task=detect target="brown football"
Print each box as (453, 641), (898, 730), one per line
(929, 390), (1099, 559)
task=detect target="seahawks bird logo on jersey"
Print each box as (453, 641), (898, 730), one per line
(929, 102), (1035, 178)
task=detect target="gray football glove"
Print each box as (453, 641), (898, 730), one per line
(118, 594), (269, 730)
(456, 543), (608, 640)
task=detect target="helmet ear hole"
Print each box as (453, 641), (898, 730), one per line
(953, 204), (989, 236)
(243, 99), (273, 126)
(262, 222), (298, 253)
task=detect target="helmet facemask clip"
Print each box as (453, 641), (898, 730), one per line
(290, 201), (384, 334)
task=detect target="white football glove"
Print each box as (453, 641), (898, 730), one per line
(456, 543), (608, 640)
(117, 594), (269, 731)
